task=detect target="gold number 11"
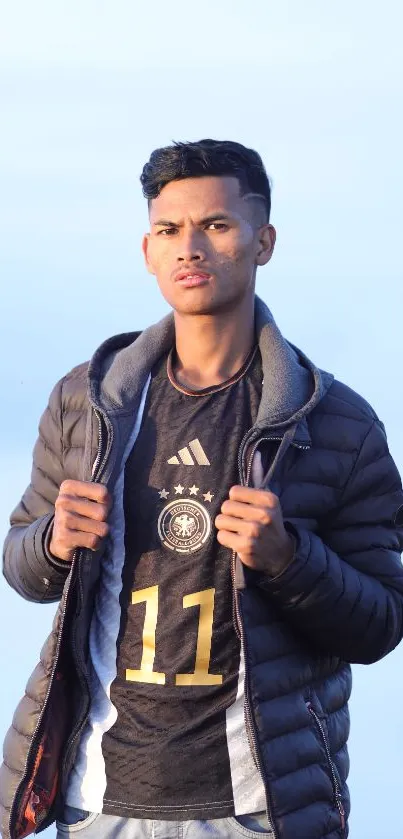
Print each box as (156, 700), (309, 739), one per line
(125, 586), (223, 687)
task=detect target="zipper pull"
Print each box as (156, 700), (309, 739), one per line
(336, 793), (345, 830)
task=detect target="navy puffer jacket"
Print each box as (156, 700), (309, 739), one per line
(2, 298), (403, 839)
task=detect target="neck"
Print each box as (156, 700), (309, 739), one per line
(173, 294), (255, 390)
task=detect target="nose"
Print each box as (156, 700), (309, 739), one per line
(176, 228), (206, 263)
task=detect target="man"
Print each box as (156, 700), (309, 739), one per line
(1, 139), (403, 839)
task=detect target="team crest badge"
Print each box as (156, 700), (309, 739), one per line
(157, 498), (212, 554)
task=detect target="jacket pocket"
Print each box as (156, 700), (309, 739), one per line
(306, 701), (345, 834)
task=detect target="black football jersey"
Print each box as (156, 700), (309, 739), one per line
(100, 350), (266, 819)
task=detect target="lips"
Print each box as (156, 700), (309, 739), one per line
(174, 271), (211, 288)
(174, 271), (211, 282)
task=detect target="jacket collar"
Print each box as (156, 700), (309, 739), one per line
(88, 296), (333, 436)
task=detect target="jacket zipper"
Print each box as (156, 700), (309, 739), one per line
(306, 703), (345, 832)
(59, 560), (91, 792)
(10, 406), (112, 835)
(91, 408), (104, 478)
(231, 431), (311, 839)
(61, 406), (114, 788)
(231, 554), (277, 838)
(231, 435), (280, 838)
(91, 408), (113, 480)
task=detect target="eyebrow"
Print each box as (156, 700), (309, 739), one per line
(152, 213), (234, 227)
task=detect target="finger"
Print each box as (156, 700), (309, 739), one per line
(53, 528), (107, 553)
(59, 480), (112, 507)
(215, 514), (263, 536)
(55, 494), (110, 522)
(216, 529), (245, 553)
(58, 511), (109, 539)
(219, 500), (272, 525)
(229, 486), (279, 507)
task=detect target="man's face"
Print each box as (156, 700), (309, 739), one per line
(142, 176), (275, 316)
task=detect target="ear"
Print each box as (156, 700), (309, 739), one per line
(142, 233), (156, 276)
(256, 224), (276, 267)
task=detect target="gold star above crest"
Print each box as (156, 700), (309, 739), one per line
(189, 485), (199, 496)
(203, 491), (214, 503)
(159, 488), (169, 500)
(174, 484), (184, 495)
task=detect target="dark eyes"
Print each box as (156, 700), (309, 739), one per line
(157, 227), (177, 236)
(157, 223), (229, 236)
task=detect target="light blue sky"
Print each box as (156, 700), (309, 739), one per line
(1, 3), (402, 837)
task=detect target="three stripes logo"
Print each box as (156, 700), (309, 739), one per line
(167, 438), (210, 466)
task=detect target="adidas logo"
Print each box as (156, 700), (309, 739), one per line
(167, 438), (210, 466)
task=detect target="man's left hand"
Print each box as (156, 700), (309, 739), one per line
(215, 486), (295, 576)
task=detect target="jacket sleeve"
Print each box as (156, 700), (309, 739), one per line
(2, 377), (72, 603)
(256, 419), (403, 664)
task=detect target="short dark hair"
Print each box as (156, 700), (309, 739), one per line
(140, 139), (271, 220)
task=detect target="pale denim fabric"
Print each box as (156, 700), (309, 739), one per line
(56, 806), (274, 838)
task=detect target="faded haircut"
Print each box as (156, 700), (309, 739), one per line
(140, 139), (272, 221)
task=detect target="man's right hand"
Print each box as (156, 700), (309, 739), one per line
(49, 479), (112, 562)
